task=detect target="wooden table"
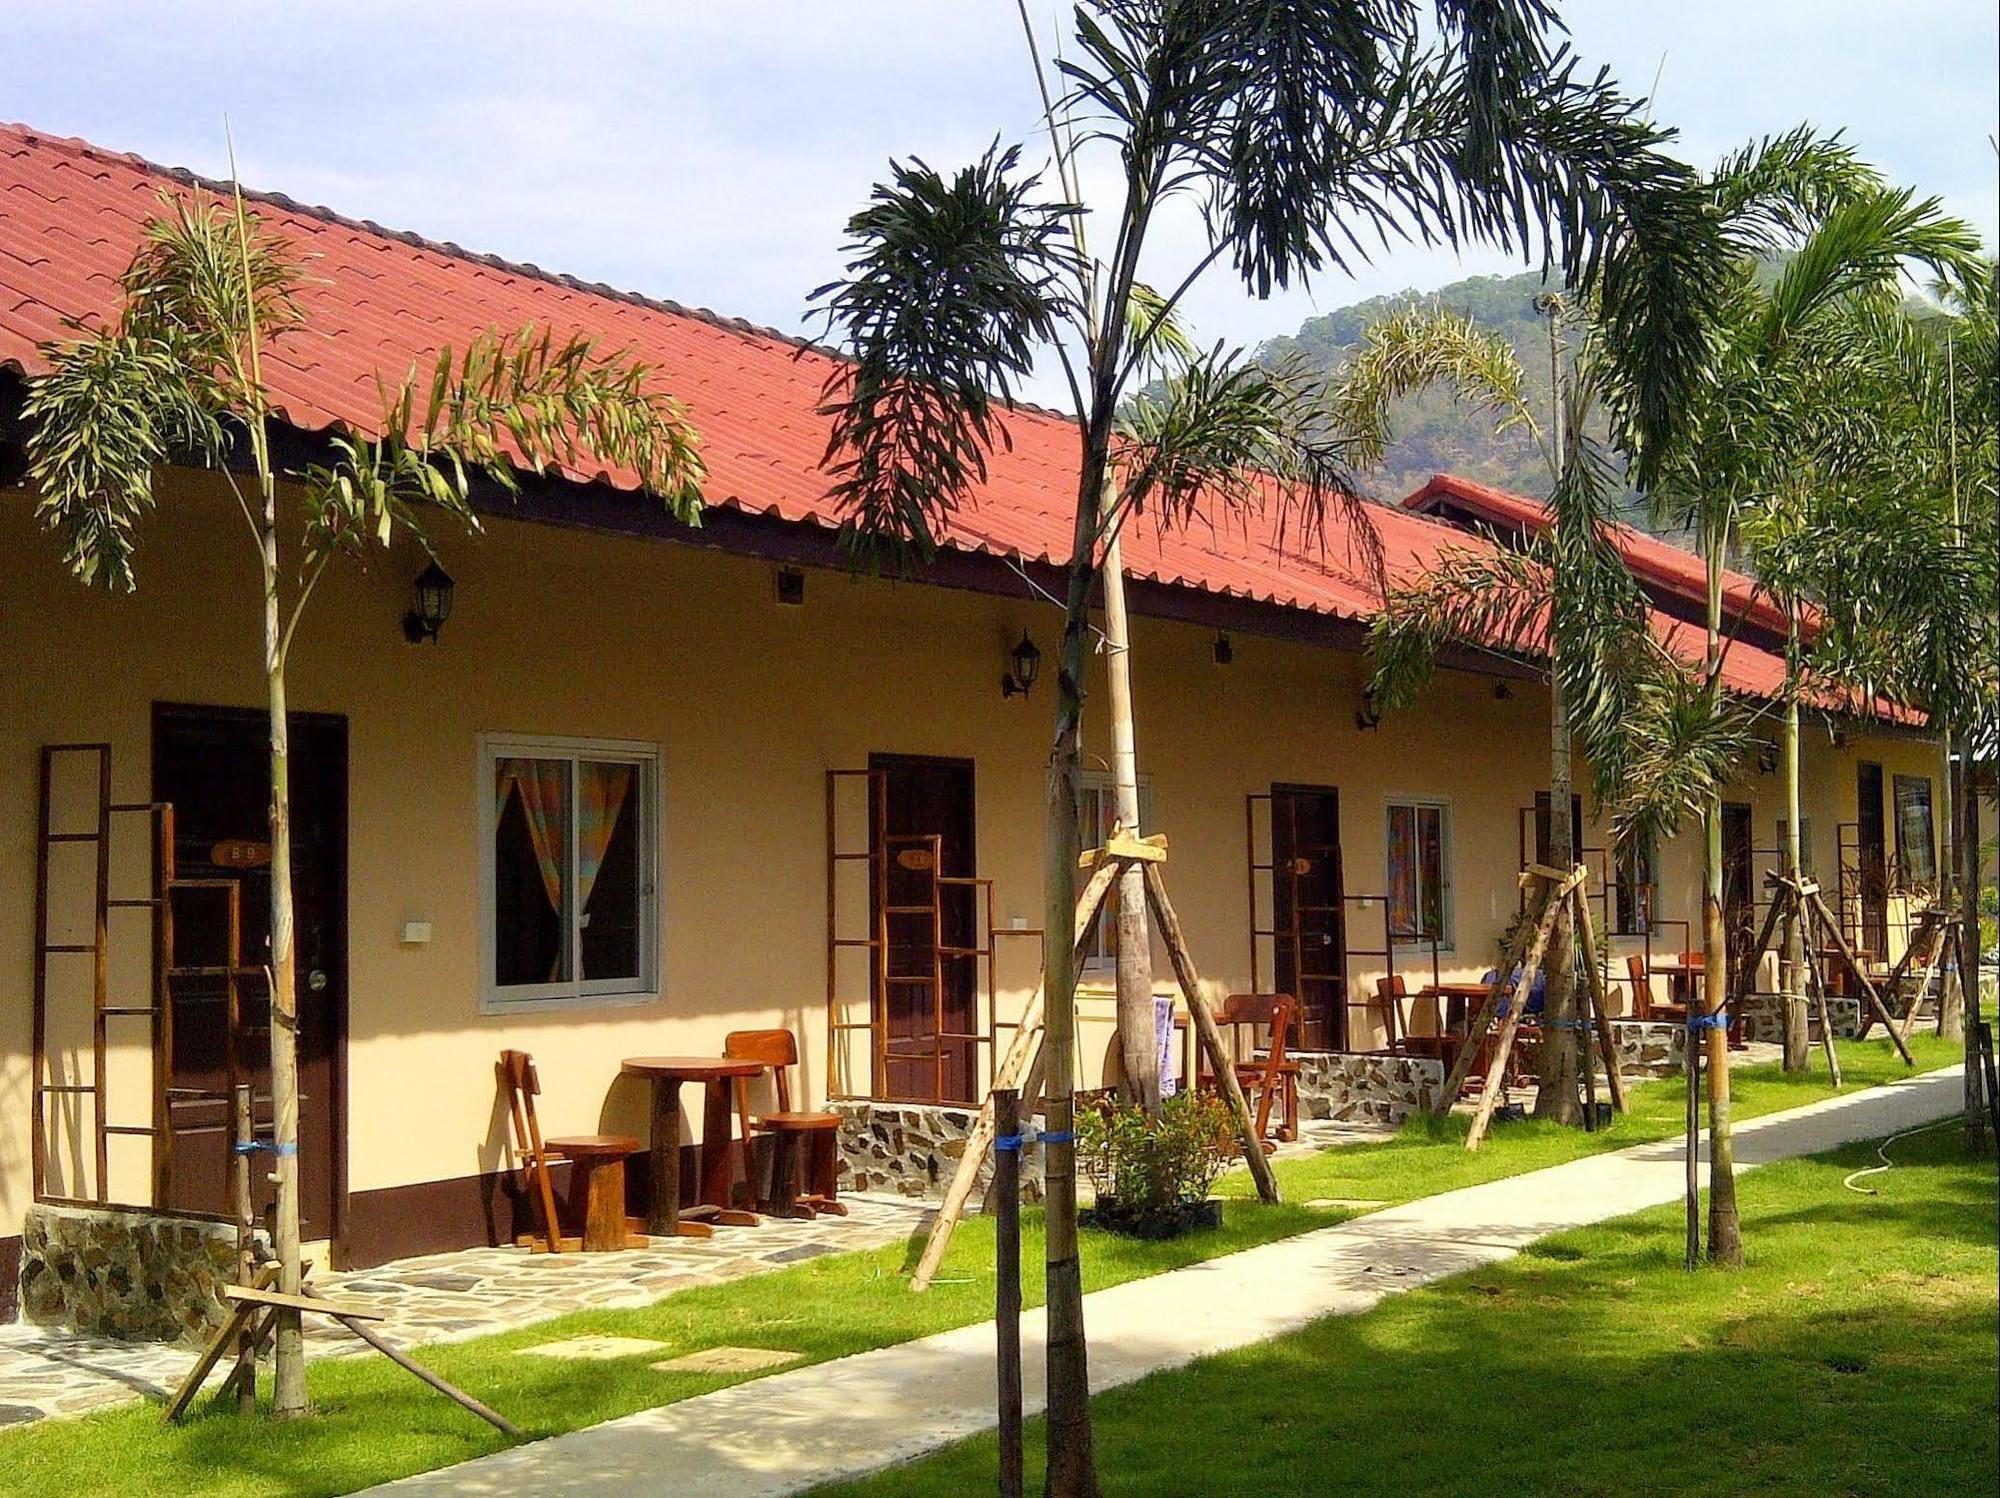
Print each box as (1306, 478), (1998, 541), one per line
(1417, 981), (1495, 1034)
(621, 1056), (768, 1238)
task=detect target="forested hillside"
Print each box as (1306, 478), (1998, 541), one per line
(1259, 267), (1563, 503)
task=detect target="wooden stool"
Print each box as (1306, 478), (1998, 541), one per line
(726, 1029), (847, 1219)
(558, 1137), (644, 1252)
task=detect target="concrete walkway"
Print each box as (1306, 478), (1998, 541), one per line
(376, 1066), (1964, 1498)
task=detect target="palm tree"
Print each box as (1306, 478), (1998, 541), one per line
(23, 173), (705, 1417)
(809, 4), (1723, 1486)
(1639, 141), (1979, 1264)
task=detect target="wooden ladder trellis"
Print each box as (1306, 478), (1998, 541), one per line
(30, 744), (178, 1209)
(910, 831), (1281, 1291)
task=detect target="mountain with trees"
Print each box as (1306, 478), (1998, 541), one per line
(1261, 268), (1566, 502)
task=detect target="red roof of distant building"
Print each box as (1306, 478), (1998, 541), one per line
(1403, 473), (1790, 637)
(0, 123), (1895, 718)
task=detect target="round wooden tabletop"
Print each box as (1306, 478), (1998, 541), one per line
(620, 1055), (768, 1081)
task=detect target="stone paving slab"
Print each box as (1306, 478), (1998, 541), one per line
(0, 1196), (929, 1426)
(372, 1066), (1964, 1498)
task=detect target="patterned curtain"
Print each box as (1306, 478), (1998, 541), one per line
(577, 762), (635, 915)
(497, 757), (566, 978)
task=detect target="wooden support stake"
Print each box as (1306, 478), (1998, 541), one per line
(1805, 942), (1842, 1089)
(1464, 872), (1577, 1150)
(910, 857), (1119, 1293)
(993, 1087), (1024, 1498)
(1806, 889), (1912, 1065)
(1143, 861), (1281, 1205)
(232, 1082), (257, 1414)
(1436, 878), (1553, 1109)
(1571, 888), (1627, 1115)
(306, 1291), (519, 1438)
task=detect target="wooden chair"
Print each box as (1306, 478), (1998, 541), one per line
(1626, 954), (1686, 1024)
(497, 1050), (643, 1253)
(1371, 975), (1408, 1053)
(1198, 993), (1300, 1145)
(726, 1029), (846, 1219)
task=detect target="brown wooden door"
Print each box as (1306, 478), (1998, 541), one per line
(155, 704), (345, 1240)
(1270, 785), (1345, 1050)
(1856, 762), (1889, 953)
(869, 755), (977, 1102)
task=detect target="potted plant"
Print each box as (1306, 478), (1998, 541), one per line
(1077, 1089), (1236, 1239)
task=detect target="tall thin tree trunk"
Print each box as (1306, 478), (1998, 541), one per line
(1937, 732), (1964, 1042)
(1701, 535), (1742, 1267)
(261, 524), (308, 1416)
(1040, 434), (1109, 1495)
(1961, 749), (1987, 1152)
(1100, 485), (1160, 1113)
(1535, 668), (1579, 1122)
(1780, 680), (1809, 1071)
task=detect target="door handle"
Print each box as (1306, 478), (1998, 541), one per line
(307, 969), (328, 993)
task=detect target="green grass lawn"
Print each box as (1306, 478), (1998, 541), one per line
(0, 1035), (1961, 1496)
(822, 1123), (1999, 1497)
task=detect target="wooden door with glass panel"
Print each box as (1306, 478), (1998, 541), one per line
(1270, 785), (1346, 1050)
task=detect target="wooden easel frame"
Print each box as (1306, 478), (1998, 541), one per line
(909, 833), (1281, 1291)
(1434, 864), (1628, 1151)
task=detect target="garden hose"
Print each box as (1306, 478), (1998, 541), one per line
(1839, 1119), (1958, 1196)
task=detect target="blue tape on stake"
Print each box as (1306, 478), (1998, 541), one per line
(1038, 1131), (1075, 1145)
(993, 1134), (1023, 1152)
(1686, 1011), (1729, 1033)
(232, 1140), (299, 1157)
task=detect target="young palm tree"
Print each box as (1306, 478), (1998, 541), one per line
(810, 4), (1723, 1486)
(23, 177), (705, 1417)
(1639, 141), (1979, 1264)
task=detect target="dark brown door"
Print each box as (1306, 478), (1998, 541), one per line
(1856, 762), (1889, 954)
(155, 704), (345, 1239)
(869, 755), (977, 1103)
(1271, 785), (1345, 1050)
(1722, 801), (1756, 992)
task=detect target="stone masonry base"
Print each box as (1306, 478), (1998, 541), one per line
(1293, 1051), (1443, 1125)
(836, 1101), (1046, 1206)
(19, 1203), (260, 1346)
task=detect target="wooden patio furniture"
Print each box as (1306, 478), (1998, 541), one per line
(1198, 993), (1299, 1145)
(725, 1028), (846, 1219)
(497, 1050), (644, 1253)
(1627, 953), (1686, 1024)
(1370, 975), (1408, 1053)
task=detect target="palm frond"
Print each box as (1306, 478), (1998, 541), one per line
(810, 141), (1078, 567)
(1707, 127), (1877, 252)
(1367, 542), (1552, 713)
(1609, 668), (1754, 849)
(1324, 301), (1539, 470)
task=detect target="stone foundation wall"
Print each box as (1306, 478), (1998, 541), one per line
(1737, 992), (1864, 1045)
(1294, 1051), (1443, 1125)
(1608, 1020), (1686, 1078)
(19, 1204), (257, 1346)
(836, 1101), (1045, 1205)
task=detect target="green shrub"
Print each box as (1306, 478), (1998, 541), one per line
(1078, 1089), (1237, 1211)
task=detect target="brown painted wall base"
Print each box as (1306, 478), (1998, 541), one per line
(1, 1234), (20, 1322)
(342, 1141), (727, 1269)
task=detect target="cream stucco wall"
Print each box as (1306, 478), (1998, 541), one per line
(0, 473), (1946, 1253)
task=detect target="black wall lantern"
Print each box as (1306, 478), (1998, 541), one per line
(1354, 685), (1383, 731)
(402, 560), (455, 644)
(1212, 631), (1234, 666)
(1001, 629), (1042, 698)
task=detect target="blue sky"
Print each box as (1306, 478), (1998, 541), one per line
(5, 3), (1994, 405)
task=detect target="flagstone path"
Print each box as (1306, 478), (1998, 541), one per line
(0, 1195), (929, 1426)
(372, 1065), (1965, 1498)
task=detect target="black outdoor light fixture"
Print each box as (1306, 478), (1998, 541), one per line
(1001, 629), (1042, 698)
(1354, 685), (1384, 731)
(402, 560), (455, 644)
(1212, 631), (1234, 666)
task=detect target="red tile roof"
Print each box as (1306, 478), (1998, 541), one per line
(0, 122), (1869, 715)
(1404, 473), (1789, 636)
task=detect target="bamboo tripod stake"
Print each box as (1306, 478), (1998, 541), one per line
(910, 841), (1281, 1292)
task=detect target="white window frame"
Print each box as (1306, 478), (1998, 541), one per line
(479, 733), (662, 1014)
(1384, 795), (1454, 954)
(1076, 769), (1154, 979)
